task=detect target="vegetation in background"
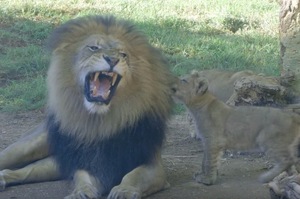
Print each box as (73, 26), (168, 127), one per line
(0, 0), (280, 112)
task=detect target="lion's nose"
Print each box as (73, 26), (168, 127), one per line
(103, 55), (120, 68)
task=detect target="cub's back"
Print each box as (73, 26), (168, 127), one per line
(224, 106), (299, 148)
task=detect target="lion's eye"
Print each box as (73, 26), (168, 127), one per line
(88, 46), (100, 52)
(181, 79), (188, 83)
(119, 52), (127, 58)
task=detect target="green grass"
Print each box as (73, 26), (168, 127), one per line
(0, 0), (280, 112)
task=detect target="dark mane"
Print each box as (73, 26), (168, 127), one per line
(47, 111), (166, 194)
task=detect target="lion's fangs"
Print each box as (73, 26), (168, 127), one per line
(103, 90), (111, 99)
(94, 72), (100, 81)
(85, 71), (122, 104)
(91, 72), (118, 98)
(92, 72), (100, 96)
(112, 73), (117, 86)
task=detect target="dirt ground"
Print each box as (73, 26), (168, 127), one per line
(0, 110), (272, 199)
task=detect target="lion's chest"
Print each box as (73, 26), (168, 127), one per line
(46, 112), (165, 194)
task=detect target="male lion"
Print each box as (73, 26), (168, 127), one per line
(0, 15), (174, 199)
(172, 70), (300, 185)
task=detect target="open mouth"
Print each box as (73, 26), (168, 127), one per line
(84, 71), (122, 104)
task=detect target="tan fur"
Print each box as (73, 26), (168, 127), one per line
(187, 69), (255, 139)
(172, 70), (300, 185)
(0, 15), (173, 199)
(198, 69), (254, 102)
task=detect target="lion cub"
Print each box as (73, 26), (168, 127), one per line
(172, 70), (300, 185)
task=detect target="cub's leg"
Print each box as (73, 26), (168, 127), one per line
(258, 128), (295, 183)
(65, 170), (100, 199)
(259, 149), (293, 183)
(194, 139), (222, 185)
(108, 153), (169, 199)
(0, 123), (49, 170)
(0, 157), (61, 191)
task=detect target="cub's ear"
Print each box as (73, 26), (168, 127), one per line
(195, 77), (208, 95)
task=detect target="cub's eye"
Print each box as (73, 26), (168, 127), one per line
(119, 52), (127, 58)
(88, 46), (100, 52)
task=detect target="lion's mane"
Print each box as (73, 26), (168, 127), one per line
(46, 15), (173, 142)
(45, 15), (173, 193)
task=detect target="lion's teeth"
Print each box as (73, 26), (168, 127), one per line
(102, 71), (113, 76)
(92, 86), (97, 96)
(91, 72), (100, 96)
(94, 72), (100, 82)
(104, 90), (111, 99)
(112, 74), (117, 86)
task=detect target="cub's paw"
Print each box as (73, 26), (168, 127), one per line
(108, 185), (141, 199)
(193, 172), (216, 185)
(64, 183), (99, 199)
(0, 170), (7, 191)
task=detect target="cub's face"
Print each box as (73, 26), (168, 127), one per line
(74, 35), (130, 113)
(172, 71), (208, 104)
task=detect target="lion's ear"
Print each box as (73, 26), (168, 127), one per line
(195, 78), (208, 95)
(191, 70), (200, 77)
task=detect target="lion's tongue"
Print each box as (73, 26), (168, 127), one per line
(92, 76), (111, 100)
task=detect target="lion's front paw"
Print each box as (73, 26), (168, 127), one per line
(193, 171), (216, 185)
(107, 185), (141, 199)
(0, 170), (7, 191)
(64, 183), (99, 199)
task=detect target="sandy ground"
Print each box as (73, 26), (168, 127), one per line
(0, 111), (272, 199)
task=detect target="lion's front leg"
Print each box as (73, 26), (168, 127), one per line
(0, 123), (49, 170)
(0, 157), (61, 191)
(108, 154), (169, 199)
(65, 170), (101, 199)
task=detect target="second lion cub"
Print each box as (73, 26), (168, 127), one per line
(172, 70), (300, 185)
